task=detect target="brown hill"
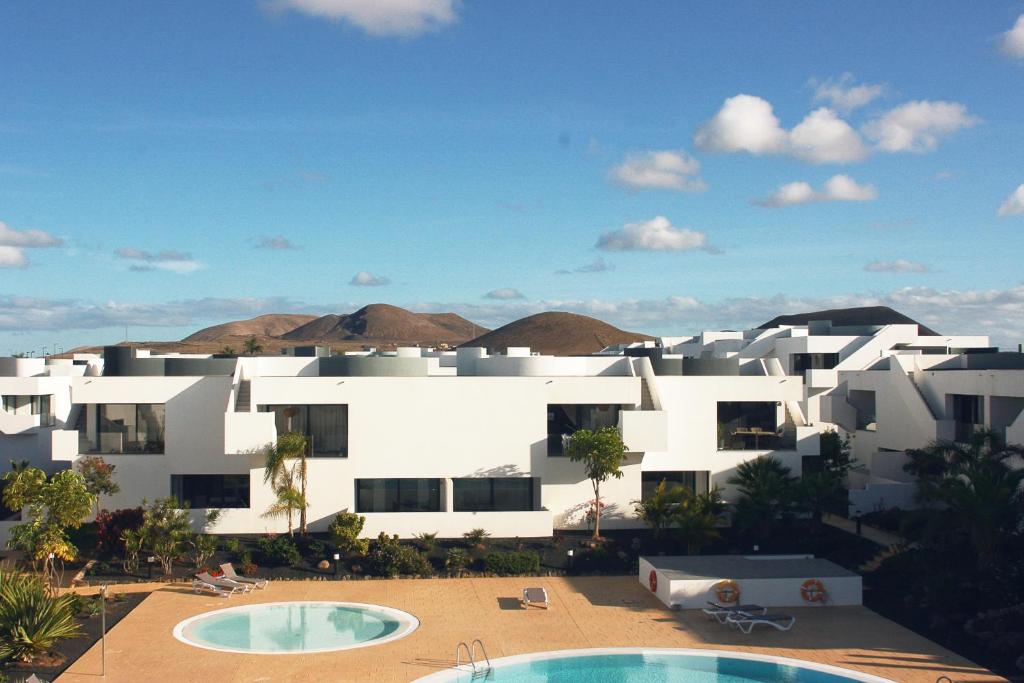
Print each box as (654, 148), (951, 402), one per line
(759, 305), (938, 335)
(184, 313), (318, 342)
(462, 311), (654, 356)
(281, 304), (488, 344)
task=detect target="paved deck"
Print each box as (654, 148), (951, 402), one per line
(57, 577), (1005, 683)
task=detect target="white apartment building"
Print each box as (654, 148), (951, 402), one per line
(1, 317), (1020, 539)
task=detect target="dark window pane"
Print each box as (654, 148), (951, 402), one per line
(356, 479), (440, 513)
(95, 404), (164, 454)
(547, 404), (621, 456)
(453, 478), (534, 512)
(170, 474), (249, 508)
(261, 405), (348, 457)
(641, 471), (709, 499)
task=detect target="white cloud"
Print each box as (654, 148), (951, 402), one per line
(609, 150), (706, 192)
(256, 235), (298, 249)
(349, 271), (391, 286)
(789, 108), (869, 163)
(695, 95), (865, 164)
(811, 73), (885, 112)
(576, 257), (614, 273)
(0, 220), (63, 268)
(998, 184), (1024, 216)
(694, 94), (789, 155)
(483, 288), (525, 300)
(1000, 14), (1024, 59)
(115, 247), (202, 274)
(755, 174), (878, 207)
(266, 0), (458, 37)
(862, 101), (980, 153)
(864, 259), (930, 273)
(596, 216), (710, 252)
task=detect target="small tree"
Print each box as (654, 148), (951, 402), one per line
(243, 336), (264, 355)
(675, 488), (725, 555)
(77, 456), (120, 516)
(797, 430), (855, 525)
(2, 467), (94, 582)
(138, 497), (192, 575)
(633, 479), (686, 542)
(328, 511), (369, 556)
(566, 426), (627, 539)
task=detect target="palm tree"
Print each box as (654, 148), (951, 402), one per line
(261, 477), (307, 536)
(243, 336), (263, 356)
(728, 456), (797, 541)
(905, 429), (1024, 564)
(263, 432), (310, 535)
(675, 487), (725, 555)
(634, 479), (685, 542)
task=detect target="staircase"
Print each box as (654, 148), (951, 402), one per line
(640, 378), (656, 411)
(235, 380), (251, 412)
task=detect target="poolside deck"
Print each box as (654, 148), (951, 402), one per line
(56, 576), (1005, 683)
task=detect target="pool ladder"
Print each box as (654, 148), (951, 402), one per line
(455, 639), (492, 677)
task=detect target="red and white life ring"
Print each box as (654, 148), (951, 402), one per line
(649, 569), (658, 592)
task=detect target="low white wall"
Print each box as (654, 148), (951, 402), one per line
(849, 480), (917, 514)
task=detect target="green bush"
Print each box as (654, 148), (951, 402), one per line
(368, 533), (432, 577)
(220, 537), (242, 555)
(258, 535), (301, 567)
(445, 547), (470, 574)
(463, 528), (490, 548)
(329, 512), (369, 556)
(0, 571), (81, 663)
(413, 531), (438, 552)
(483, 550), (540, 576)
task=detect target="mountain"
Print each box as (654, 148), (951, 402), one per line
(462, 311), (654, 356)
(281, 304), (488, 344)
(759, 306), (938, 335)
(183, 313), (318, 342)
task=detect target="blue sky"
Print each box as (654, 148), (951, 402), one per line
(2, 1), (1024, 352)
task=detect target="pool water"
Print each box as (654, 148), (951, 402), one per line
(417, 649), (893, 683)
(173, 601), (418, 654)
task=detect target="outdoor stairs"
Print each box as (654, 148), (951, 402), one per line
(907, 373), (939, 420)
(235, 380), (251, 412)
(859, 543), (905, 573)
(640, 378), (656, 411)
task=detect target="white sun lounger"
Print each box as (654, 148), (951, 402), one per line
(522, 586), (549, 609)
(220, 563), (268, 589)
(725, 611), (797, 634)
(702, 601), (768, 624)
(193, 571), (248, 597)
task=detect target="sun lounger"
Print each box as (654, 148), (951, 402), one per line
(702, 601), (768, 623)
(220, 563), (268, 589)
(193, 571), (248, 597)
(725, 611), (797, 634)
(522, 586), (549, 609)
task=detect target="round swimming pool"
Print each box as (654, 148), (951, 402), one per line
(415, 648), (895, 682)
(173, 601), (418, 654)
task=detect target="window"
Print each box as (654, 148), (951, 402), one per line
(94, 404), (165, 454)
(171, 474), (250, 508)
(453, 478), (535, 512)
(261, 405), (348, 457)
(356, 479), (441, 513)
(791, 353), (839, 375)
(641, 471), (709, 500)
(951, 394), (984, 442)
(847, 390), (876, 431)
(716, 401), (793, 451)
(547, 404), (621, 456)
(1, 395), (52, 425)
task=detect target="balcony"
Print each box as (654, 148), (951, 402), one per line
(619, 410), (668, 453)
(0, 411), (43, 435)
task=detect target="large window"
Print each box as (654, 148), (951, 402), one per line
(453, 478), (535, 512)
(547, 404), (621, 456)
(1, 395), (53, 426)
(791, 353), (839, 375)
(951, 394), (984, 443)
(260, 405), (348, 457)
(93, 404), (165, 454)
(171, 474), (250, 508)
(716, 401), (793, 451)
(356, 478), (441, 513)
(641, 471), (710, 500)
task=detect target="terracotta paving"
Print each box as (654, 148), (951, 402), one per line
(56, 577), (1005, 683)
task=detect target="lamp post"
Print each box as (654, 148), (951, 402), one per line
(101, 584), (107, 677)
(333, 553), (340, 579)
(566, 549), (574, 574)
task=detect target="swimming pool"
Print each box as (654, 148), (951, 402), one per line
(173, 601), (418, 654)
(415, 648), (895, 682)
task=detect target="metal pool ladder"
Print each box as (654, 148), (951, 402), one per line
(455, 639), (492, 677)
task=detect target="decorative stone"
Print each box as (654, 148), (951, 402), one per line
(317, 559), (330, 570)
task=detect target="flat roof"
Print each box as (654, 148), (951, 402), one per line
(642, 554), (859, 581)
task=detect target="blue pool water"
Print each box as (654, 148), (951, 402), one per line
(418, 650), (892, 683)
(173, 601), (418, 654)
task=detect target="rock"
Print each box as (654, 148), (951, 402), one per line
(317, 560), (330, 570)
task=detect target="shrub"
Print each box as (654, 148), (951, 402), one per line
(445, 547), (470, 574)
(0, 571), (81, 663)
(484, 550), (540, 576)
(258, 536), (301, 567)
(95, 507), (145, 557)
(368, 533), (432, 577)
(220, 537), (242, 556)
(413, 531), (438, 552)
(188, 534), (218, 570)
(138, 497), (193, 575)
(304, 538), (326, 559)
(463, 528), (490, 548)
(329, 512), (369, 556)
(240, 551), (258, 577)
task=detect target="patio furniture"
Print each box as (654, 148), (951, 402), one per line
(220, 563), (268, 589)
(702, 601), (768, 624)
(193, 572), (248, 597)
(522, 586), (549, 609)
(725, 611), (797, 634)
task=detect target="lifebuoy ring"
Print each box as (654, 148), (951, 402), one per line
(649, 569), (658, 592)
(801, 578), (827, 603)
(714, 579), (740, 604)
